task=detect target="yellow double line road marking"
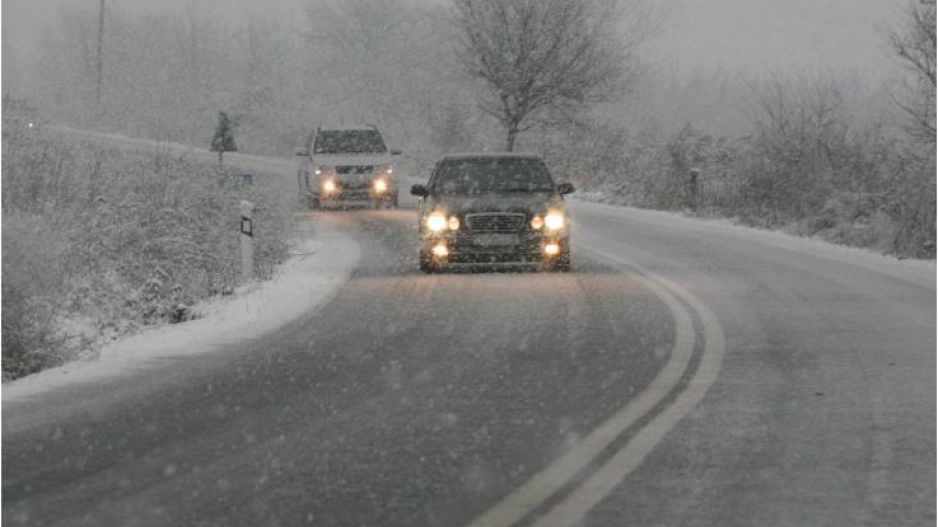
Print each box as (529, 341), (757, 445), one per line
(464, 246), (726, 527)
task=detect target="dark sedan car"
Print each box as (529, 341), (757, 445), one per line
(410, 153), (575, 273)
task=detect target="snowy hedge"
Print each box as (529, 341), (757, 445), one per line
(541, 94), (936, 260)
(2, 135), (293, 380)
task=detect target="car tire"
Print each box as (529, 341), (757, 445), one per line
(307, 195), (321, 211)
(419, 250), (436, 274)
(552, 252), (571, 272)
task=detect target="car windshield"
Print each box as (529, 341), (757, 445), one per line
(431, 157), (555, 195)
(314, 130), (387, 154)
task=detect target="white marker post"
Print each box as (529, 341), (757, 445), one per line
(240, 200), (255, 283)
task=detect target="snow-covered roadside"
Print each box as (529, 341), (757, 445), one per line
(571, 199), (936, 286)
(35, 124), (934, 285)
(46, 125), (299, 177)
(2, 221), (360, 402)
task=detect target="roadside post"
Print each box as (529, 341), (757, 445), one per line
(240, 200), (255, 282)
(688, 168), (700, 212)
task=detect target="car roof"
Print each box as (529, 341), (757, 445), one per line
(317, 124), (380, 132)
(440, 152), (542, 161)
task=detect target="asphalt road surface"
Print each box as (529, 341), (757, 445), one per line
(4, 164), (935, 526)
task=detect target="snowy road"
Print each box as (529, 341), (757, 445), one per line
(3, 142), (935, 526)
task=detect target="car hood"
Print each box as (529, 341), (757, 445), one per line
(428, 193), (563, 215)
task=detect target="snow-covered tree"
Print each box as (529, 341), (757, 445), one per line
(210, 111), (238, 164)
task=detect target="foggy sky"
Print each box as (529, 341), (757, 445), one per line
(3, 0), (903, 78)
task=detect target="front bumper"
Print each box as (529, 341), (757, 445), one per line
(309, 175), (396, 202)
(421, 231), (568, 264)
(318, 188), (396, 202)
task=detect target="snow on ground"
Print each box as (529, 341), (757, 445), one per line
(571, 199), (936, 286)
(46, 125), (299, 176)
(2, 221), (360, 402)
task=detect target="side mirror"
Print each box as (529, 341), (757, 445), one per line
(410, 184), (429, 197)
(295, 147), (308, 157)
(390, 149), (403, 156)
(556, 182), (575, 195)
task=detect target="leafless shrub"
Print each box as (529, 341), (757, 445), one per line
(1, 136), (292, 379)
(1, 215), (79, 379)
(565, 72), (935, 259)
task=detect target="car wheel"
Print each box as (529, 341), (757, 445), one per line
(307, 195), (321, 210)
(552, 252), (571, 272)
(419, 250), (436, 274)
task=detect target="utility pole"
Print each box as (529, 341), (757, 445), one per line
(95, 0), (105, 105)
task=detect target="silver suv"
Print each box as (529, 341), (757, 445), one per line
(296, 125), (401, 209)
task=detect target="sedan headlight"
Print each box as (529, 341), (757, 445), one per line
(426, 211), (448, 232)
(545, 211), (565, 230)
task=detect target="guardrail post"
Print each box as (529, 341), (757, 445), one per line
(240, 200), (255, 282)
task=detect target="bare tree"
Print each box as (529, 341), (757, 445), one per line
(453, 0), (656, 151)
(883, 1), (936, 144)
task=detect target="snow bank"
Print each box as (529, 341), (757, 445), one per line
(571, 200), (936, 286)
(2, 221), (360, 402)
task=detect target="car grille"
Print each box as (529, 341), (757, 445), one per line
(339, 181), (372, 190)
(465, 213), (525, 233)
(335, 165), (374, 175)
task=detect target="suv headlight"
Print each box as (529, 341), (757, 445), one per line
(426, 212), (459, 232)
(545, 211), (565, 230)
(426, 211), (448, 232)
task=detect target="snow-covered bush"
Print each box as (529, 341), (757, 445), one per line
(1, 136), (293, 379)
(543, 77), (935, 260)
(1, 214), (82, 379)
